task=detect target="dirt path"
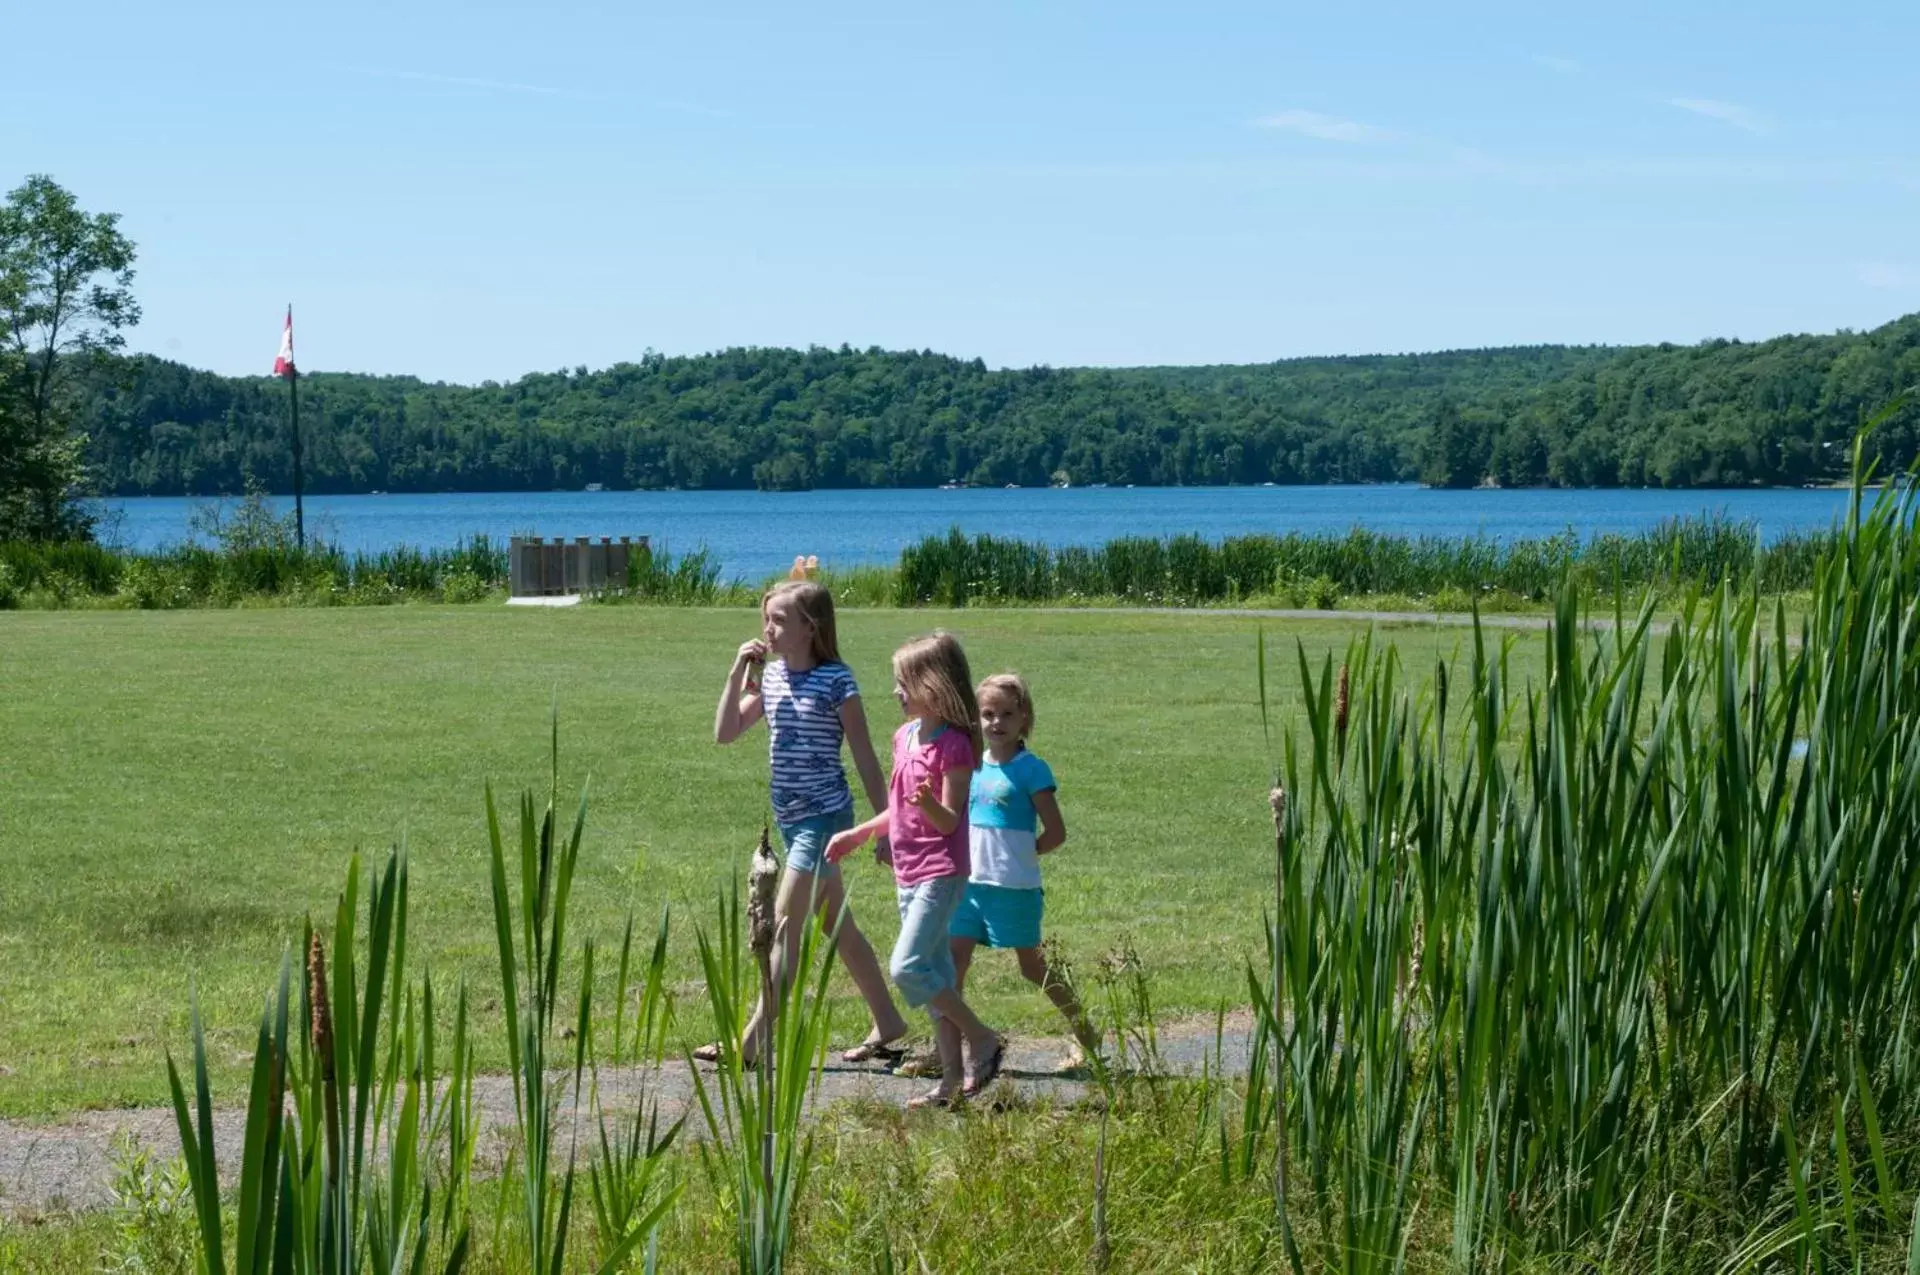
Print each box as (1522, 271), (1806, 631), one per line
(0, 1017), (1254, 1218)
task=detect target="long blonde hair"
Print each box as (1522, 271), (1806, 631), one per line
(976, 672), (1035, 742)
(892, 631), (982, 762)
(761, 580), (840, 665)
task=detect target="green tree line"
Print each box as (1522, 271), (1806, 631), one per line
(80, 313), (1920, 496)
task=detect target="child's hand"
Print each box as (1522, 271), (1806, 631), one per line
(824, 829), (864, 864)
(910, 779), (941, 812)
(735, 639), (768, 669)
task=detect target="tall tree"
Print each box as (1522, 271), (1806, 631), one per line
(0, 175), (139, 540)
(1420, 397), (1490, 489)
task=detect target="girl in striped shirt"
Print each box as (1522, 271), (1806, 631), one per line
(703, 580), (909, 1066)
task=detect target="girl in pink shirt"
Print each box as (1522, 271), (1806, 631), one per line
(827, 631), (1006, 1106)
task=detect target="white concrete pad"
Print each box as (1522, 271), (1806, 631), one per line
(505, 594), (583, 608)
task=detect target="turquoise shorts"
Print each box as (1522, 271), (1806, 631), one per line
(948, 882), (1044, 950)
(780, 806), (855, 877)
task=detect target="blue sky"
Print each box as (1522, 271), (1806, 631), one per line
(7, 0), (1919, 383)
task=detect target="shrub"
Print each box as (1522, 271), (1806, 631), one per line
(440, 567), (491, 604)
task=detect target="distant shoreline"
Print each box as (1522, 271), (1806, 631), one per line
(92, 477), (1875, 500)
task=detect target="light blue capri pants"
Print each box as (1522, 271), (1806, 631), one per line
(890, 876), (966, 1017)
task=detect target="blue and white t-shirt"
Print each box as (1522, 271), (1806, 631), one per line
(762, 659), (859, 825)
(967, 749), (1057, 890)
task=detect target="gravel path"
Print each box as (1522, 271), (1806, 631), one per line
(1042, 605), (1674, 633)
(0, 1016), (1254, 1218)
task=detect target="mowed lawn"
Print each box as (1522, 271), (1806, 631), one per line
(0, 604), (1509, 1117)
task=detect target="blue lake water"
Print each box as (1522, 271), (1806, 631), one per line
(97, 486), (1860, 583)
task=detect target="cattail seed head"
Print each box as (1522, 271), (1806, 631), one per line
(1269, 785), (1289, 872)
(748, 824), (781, 963)
(1334, 663), (1351, 746)
(307, 931), (334, 1065)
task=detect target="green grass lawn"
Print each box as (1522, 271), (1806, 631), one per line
(0, 603), (1517, 1117)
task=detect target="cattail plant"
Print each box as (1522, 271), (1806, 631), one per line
(484, 714), (668, 1275)
(1263, 782), (1299, 1266)
(585, 906), (685, 1268)
(749, 826), (782, 1236)
(748, 824), (781, 968)
(691, 825), (844, 1275)
(171, 717), (675, 1275)
(1332, 663), (1350, 761)
(1239, 419), (1920, 1271)
(307, 930), (341, 1196)
(168, 849), (475, 1275)
(890, 516), (1839, 609)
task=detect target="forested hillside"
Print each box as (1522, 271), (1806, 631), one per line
(81, 313), (1920, 494)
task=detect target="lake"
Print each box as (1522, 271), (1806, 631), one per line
(98, 486), (1860, 583)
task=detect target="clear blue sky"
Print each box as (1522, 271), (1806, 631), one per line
(8, 1), (1919, 383)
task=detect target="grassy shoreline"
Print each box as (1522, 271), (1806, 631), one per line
(1, 506), (1845, 614)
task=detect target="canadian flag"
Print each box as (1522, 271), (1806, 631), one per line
(273, 306), (295, 378)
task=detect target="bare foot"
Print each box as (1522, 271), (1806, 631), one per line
(962, 1035), (1006, 1097)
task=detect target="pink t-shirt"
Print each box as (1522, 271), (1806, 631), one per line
(887, 720), (975, 886)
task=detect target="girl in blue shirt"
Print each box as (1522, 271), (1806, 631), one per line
(949, 673), (1100, 1069)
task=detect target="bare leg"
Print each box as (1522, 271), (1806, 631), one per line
(950, 937), (978, 996)
(926, 987), (998, 1065)
(931, 1016), (965, 1100)
(1017, 946), (1099, 1054)
(813, 872), (909, 1044)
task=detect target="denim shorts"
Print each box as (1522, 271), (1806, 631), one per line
(780, 806), (856, 877)
(949, 882), (1044, 950)
(890, 876), (966, 1012)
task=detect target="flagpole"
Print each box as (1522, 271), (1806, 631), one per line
(286, 304), (305, 549)
(290, 369), (304, 549)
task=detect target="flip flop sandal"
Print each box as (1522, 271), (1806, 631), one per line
(841, 1038), (908, 1065)
(962, 1038), (1007, 1097)
(907, 1088), (960, 1110)
(892, 1052), (944, 1078)
(693, 1042), (759, 1070)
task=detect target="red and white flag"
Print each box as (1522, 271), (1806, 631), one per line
(273, 306), (295, 378)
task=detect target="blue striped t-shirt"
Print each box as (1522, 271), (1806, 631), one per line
(761, 659), (859, 825)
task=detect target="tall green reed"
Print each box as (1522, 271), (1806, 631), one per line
(584, 907), (686, 1267)
(619, 542), (729, 603)
(169, 718), (687, 1275)
(0, 535), (509, 607)
(167, 847), (476, 1274)
(689, 828), (842, 1275)
(1235, 431), (1920, 1271)
(484, 716), (677, 1275)
(894, 515), (1841, 609)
